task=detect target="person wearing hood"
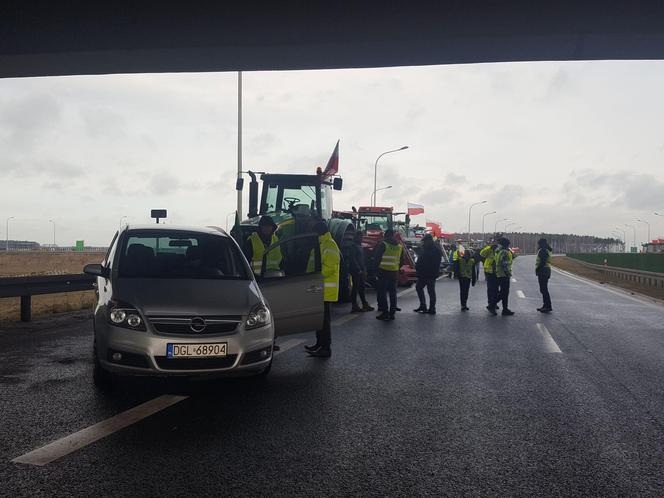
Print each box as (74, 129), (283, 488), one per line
(536, 238), (553, 312)
(304, 221), (341, 358)
(493, 237), (515, 316)
(413, 234), (442, 314)
(454, 247), (477, 311)
(374, 229), (405, 320)
(480, 238), (499, 312)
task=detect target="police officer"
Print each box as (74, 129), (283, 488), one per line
(493, 237), (515, 316)
(244, 216), (282, 276)
(374, 229), (404, 320)
(305, 221), (341, 358)
(536, 238), (553, 312)
(480, 238), (499, 313)
(455, 248), (477, 311)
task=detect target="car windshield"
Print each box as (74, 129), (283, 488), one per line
(118, 230), (249, 279)
(360, 215), (391, 231)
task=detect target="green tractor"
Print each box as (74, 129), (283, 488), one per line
(234, 169), (356, 300)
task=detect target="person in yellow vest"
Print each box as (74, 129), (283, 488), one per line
(374, 229), (405, 321)
(305, 221), (341, 358)
(244, 216), (283, 351)
(480, 238), (499, 313)
(536, 237), (553, 313)
(243, 216), (282, 276)
(454, 249), (477, 311)
(493, 237), (515, 316)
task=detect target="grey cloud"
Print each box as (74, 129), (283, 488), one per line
(487, 184), (526, 206)
(420, 188), (458, 206)
(445, 173), (466, 185)
(3, 159), (85, 179)
(249, 132), (278, 154)
(575, 171), (664, 211)
(0, 94), (61, 147)
(149, 173), (181, 195)
(81, 107), (128, 140)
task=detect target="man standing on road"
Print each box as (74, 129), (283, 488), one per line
(413, 234), (442, 314)
(480, 238), (499, 313)
(455, 248), (477, 311)
(374, 229), (404, 321)
(536, 238), (553, 313)
(347, 231), (374, 313)
(244, 216), (283, 351)
(305, 221), (341, 358)
(493, 237), (515, 316)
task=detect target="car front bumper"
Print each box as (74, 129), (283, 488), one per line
(96, 322), (274, 377)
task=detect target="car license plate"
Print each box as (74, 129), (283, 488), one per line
(167, 343), (227, 358)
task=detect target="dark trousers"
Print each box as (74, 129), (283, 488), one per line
(485, 272), (498, 308)
(416, 277), (437, 310)
(376, 270), (398, 314)
(459, 277), (471, 306)
(497, 276), (510, 310)
(350, 271), (369, 308)
(315, 302), (332, 349)
(538, 274), (552, 309)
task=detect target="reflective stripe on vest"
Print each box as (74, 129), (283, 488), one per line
(379, 241), (403, 271)
(249, 233), (281, 274)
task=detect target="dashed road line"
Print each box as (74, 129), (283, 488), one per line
(511, 277), (517, 283)
(12, 338), (306, 466)
(11, 394), (188, 466)
(516, 290), (526, 298)
(332, 313), (361, 326)
(536, 323), (562, 353)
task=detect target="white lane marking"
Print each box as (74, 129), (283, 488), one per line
(517, 290), (526, 298)
(511, 277), (517, 283)
(14, 339), (304, 466)
(552, 267), (664, 311)
(536, 323), (562, 354)
(11, 395), (188, 466)
(397, 286), (417, 297)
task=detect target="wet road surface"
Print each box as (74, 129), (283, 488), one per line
(2, 255), (664, 496)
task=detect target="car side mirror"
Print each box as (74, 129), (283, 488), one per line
(84, 264), (110, 278)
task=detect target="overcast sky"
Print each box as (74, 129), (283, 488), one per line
(1, 60), (663, 247)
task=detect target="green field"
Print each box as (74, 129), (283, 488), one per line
(567, 253), (664, 273)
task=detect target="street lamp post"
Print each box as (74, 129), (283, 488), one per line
(624, 223), (637, 251)
(494, 218), (508, 233)
(467, 200), (487, 244)
(370, 185), (393, 206)
(5, 217), (14, 252)
(372, 146), (408, 207)
(636, 219), (651, 245)
(481, 210), (496, 243)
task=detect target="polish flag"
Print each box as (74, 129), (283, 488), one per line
(407, 202), (424, 216)
(426, 221), (441, 237)
(321, 140), (339, 179)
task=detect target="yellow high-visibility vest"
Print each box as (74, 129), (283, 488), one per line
(248, 232), (282, 275)
(379, 241), (403, 272)
(480, 245), (495, 274)
(307, 232), (341, 302)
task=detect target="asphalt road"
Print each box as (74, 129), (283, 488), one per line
(2, 255), (664, 497)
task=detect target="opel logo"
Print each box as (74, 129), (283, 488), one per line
(190, 317), (207, 333)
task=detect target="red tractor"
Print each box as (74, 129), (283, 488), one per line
(356, 206), (417, 287)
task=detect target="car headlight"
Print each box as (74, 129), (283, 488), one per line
(107, 302), (146, 331)
(245, 304), (271, 330)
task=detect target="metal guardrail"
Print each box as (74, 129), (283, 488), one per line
(0, 274), (96, 322)
(571, 259), (664, 289)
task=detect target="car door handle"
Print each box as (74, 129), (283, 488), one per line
(306, 285), (323, 293)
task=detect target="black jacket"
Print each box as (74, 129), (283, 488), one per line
(416, 243), (442, 279)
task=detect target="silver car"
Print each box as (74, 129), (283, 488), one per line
(84, 225), (324, 387)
